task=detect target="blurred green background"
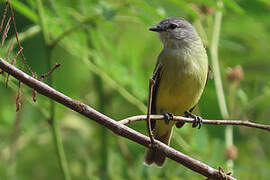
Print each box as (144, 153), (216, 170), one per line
(0, 0), (270, 179)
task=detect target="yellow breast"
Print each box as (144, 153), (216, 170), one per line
(155, 48), (208, 116)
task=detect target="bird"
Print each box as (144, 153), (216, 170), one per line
(144, 17), (209, 167)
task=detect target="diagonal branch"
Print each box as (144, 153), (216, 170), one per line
(0, 58), (236, 180)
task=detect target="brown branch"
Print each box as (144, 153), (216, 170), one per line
(0, 58), (236, 180)
(119, 115), (270, 131)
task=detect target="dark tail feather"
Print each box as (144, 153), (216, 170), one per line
(144, 148), (166, 167)
(144, 148), (156, 165)
(144, 129), (172, 167)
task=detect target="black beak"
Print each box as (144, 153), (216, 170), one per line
(149, 25), (162, 32)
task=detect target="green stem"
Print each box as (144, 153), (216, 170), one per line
(85, 24), (109, 179)
(210, 2), (228, 119)
(36, 0), (49, 43)
(100, 127), (108, 180)
(50, 109), (71, 180)
(46, 48), (71, 180)
(36, 0), (71, 179)
(210, 1), (233, 172)
(96, 76), (108, 180)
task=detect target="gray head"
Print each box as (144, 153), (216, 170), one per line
(149, 17), (200, 48)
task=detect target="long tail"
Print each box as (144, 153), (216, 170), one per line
(144, 127), (173, 167)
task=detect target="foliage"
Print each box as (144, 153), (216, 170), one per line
(0, 0), (270, 179)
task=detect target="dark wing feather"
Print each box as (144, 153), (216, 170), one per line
(150, 63), (163, 130)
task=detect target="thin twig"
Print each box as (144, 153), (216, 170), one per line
(0, 1), (9, 34)
(1, 17), (11, 46)
(119, 115), (270, 131)
(31, 63), (61, 102)
(6, 38), (15, 59)
(10, 47), (23, 65)
(1, 38), (15, 74)
(15, 81), (21, 112)
(5, 47), (23, 87)
(0, 58), (236, 180)
(146, 78), (155, 144)
(39, 63), (61, 81)
(0, 1), (10, 75)
(9, 1), (33, 76)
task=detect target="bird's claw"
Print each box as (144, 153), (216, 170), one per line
(192, 116), (203, 129)
(162, 111), (173, 125)
(185, 111), (203, 129)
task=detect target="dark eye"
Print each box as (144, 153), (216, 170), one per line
(168, 23), (178, 29)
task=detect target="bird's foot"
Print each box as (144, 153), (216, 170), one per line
(162, 111), (173, 125)
(184, 111), (203, 129)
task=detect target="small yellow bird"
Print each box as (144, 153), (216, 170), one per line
(144, 17), (209, 167)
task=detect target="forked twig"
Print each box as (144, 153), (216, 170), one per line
(30, 63), (61, 102)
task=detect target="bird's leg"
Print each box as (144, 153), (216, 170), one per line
(162, 111), (173, 125)
(184, 111), (203, 129)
